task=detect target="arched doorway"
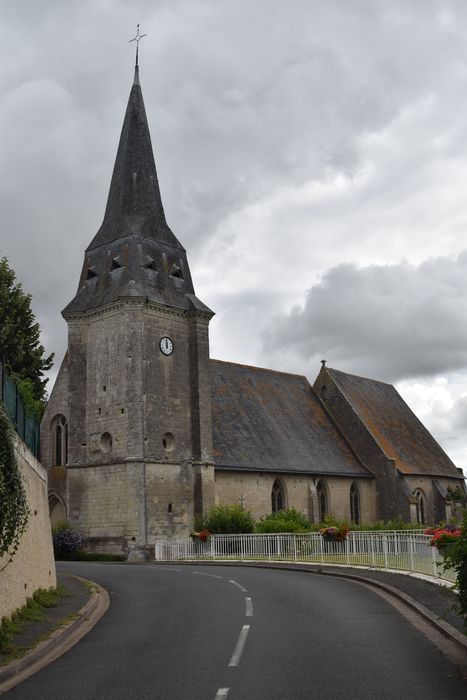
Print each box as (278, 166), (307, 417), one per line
(49, 493), (67, 527)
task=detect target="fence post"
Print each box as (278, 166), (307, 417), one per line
(370, 535), (376, 567)
(276, 535), (280, 558)
(383, 534), (388, 569)
(293, 534), (297, 561)
(431, 545), (438, 578)
(409, 536), (415, 571)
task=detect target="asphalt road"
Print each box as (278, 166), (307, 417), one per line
(5, 563), (467, 699)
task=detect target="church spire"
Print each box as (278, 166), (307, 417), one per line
(63, 61), (214, 318)
(86, 63), (183, 252)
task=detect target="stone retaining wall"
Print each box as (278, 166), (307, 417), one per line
(0, 437), (56, 619)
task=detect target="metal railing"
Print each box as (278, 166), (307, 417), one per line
(154, 531), (455, 582)
(0, 360), (40, 458)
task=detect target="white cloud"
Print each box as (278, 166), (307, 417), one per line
(397, 375), (467, 474)
(262, 253), (467, 382)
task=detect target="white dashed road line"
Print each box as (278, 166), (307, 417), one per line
(229, 579), (248, 593)
(193, 571), (223, 579)
(214, 688), (230, 699)
(245, 597), (253, 617)
(228, 625), (250, 667)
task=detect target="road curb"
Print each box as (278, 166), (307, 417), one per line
(0, 574), (110, 695)
(154, 560), (467, 654)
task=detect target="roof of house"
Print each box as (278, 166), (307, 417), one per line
(210, 360), (371, 477)
(326, 367), (460, 477)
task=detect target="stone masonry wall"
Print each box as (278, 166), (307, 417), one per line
(67, 462), (146, 545)
(214, 471), (377, 524)
(0, 438), (56, 619)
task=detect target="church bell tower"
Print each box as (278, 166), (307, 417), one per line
(42, 61), (215, 550)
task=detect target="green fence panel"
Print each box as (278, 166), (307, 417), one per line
(1, 368), (41, 459)
(16, 396), (25, 439)
(25, 415), (40, 457)
(3, 373), (17, 425)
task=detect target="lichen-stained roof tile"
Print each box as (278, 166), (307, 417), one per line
(327, 368), (459, 477)
(210, 360), (371, 476)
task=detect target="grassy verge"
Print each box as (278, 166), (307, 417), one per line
(0, 585), (66, 664)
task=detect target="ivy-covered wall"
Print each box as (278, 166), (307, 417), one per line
(0, 436), (56, 619)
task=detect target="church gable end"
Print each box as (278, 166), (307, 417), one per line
(314, 365), (464, 522)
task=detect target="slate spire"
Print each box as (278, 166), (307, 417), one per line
(63, 66), (213, 318)
(87, 65), (183, 251)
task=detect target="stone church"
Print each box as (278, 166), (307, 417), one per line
(41, 64), (464, 552)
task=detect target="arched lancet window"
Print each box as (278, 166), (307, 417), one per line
(51, 415), (68, 467)
(350, 482), (360, 524)
(316, 481), (327, 522)
(414, 489), (425, 525)
(271, 480), (285, 513)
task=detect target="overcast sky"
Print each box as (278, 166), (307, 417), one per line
(1, 0), (466, 472)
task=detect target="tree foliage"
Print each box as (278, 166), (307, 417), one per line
(0, 256), (54, 404)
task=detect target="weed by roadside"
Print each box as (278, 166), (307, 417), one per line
(0, 585), (66, 663)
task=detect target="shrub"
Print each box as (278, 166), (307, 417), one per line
(256, 509), (311, 533)
(200, 505), (255, 534)
(52, 523), (82, 559)
(441, 514), (467, 627)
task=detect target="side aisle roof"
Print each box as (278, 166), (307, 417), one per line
(210, 360), (371, 477)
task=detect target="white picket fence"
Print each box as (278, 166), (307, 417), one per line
(154, 531), (455, 582)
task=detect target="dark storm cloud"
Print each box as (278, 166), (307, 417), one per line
(1, 1), (466, 463)
(263, 252), (467, 382)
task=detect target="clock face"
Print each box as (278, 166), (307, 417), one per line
(159, 336), (174, 356)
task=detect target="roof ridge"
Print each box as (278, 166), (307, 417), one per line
(210, 358), (308, 380)
(327, 366), (393, 387)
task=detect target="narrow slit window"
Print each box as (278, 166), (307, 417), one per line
(350, 482), (360, 524)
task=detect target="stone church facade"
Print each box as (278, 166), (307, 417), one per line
(41, 65), (464, 553)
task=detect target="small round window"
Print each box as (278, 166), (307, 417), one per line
(101, 432), (112, 453)
(162, 432), (175, 452)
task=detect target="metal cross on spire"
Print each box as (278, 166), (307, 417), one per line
(129, 24), (148, 66)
